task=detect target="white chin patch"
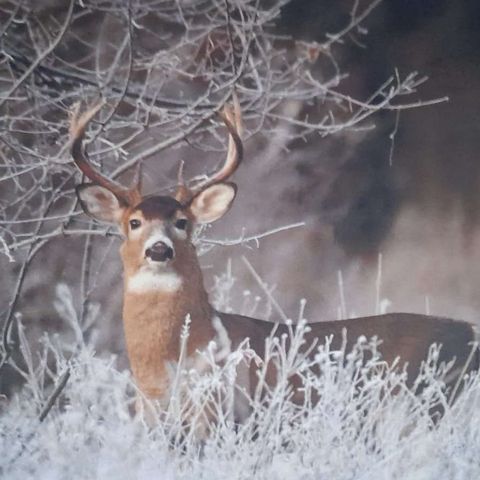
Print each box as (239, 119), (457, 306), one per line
(127, 269), (182, 294)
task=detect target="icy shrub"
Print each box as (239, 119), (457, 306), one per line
(1, 313), (480, 480)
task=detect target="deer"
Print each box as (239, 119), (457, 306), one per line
(69, 99), (479, 424)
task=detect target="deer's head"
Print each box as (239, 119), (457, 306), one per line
(70, 100), (242, 289)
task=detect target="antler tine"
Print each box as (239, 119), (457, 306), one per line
(188, 93), (243, 200)
(70, 101), (135, 206)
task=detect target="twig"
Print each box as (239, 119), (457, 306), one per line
(388, 110), (400, 166)
(0, 236), (15, 263)
(110, 90), (235, 177)
(7, 227), (121, 252)
(0, 0), (74, 108)
(201, 221), (305, 247)
(38, 368), (71, 422)
(323, 0), (382, 48)
(241, 256), (288, 323)
(0, 174), (76, 371)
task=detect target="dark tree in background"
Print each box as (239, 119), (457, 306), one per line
(1, 0), (479, 395)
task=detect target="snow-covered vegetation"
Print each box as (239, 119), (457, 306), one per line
(2, 289), (480, 480)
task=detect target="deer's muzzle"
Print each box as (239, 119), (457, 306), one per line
(145, 241), (174, 262)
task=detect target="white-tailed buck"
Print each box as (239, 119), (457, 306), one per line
(70, 100), (478, 420)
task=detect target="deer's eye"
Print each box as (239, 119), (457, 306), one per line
(129, 219), (141, 230)
(175, 218), (188, 230)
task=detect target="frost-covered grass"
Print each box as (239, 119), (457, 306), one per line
(2, 313), (480, 480)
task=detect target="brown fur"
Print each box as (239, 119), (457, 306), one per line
(218, 312), (478, 400)
(80, 192), (478, 411)
(71, 102), (478, 422)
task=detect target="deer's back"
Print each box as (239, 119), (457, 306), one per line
(217, 311), (479, 389)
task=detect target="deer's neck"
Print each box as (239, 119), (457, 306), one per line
(121, 249), (215, 398)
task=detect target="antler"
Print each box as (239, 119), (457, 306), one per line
(179, 93), (243, 204)
(70, 98), (242, 207)
(69, 101), (139, 206)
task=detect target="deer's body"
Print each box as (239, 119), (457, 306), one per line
(222, 311), (477, 391)
(69, 99), (478, 420)
(122, 258), (478, 406)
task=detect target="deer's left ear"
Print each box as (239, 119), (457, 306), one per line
(188, 183), (237, 224)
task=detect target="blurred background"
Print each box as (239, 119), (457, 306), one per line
(1, 0), (480, 394)
(243, 0), (480, 321)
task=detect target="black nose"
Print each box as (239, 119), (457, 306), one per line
(145, 241), (174, 262)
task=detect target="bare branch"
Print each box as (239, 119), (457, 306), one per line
(38, 368), (70, 422)
(0, 0), (75, 108)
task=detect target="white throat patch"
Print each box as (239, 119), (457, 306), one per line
(127, 269), (182, 294)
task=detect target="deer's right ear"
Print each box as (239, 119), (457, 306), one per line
(188, 183), (237, 224)
(76, 184), (125, 224)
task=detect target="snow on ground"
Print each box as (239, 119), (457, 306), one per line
(1, 317), (480, 480)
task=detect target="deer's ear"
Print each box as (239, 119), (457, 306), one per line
(188, 183), (237, 224)
(76, 184), (125, 224)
